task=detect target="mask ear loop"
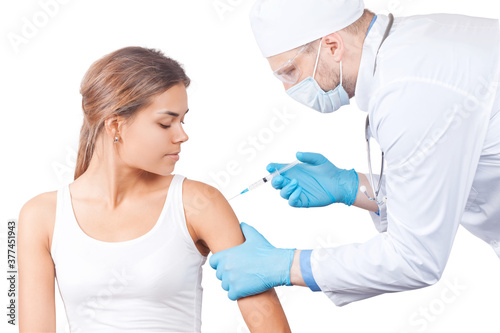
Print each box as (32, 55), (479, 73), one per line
(313, 38), (343, 88)
(312, 38), (323, 79)
(339, 60), (343, 86)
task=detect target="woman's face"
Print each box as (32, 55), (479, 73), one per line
(118, 83), (189, 176)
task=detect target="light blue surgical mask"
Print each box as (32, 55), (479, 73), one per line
(286, 39), (350, 113)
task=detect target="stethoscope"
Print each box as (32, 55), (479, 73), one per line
(359, 13), (394, 208)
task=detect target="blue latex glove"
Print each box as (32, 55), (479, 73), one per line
(209, 222), (295, 301)
(267, 151), (359, 208)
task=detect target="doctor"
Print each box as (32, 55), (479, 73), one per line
(210, 0), (500, 306)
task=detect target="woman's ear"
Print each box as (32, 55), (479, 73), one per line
(104, 115), (120, 139)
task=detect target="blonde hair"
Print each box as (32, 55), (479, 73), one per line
(74, 46), (190, 180)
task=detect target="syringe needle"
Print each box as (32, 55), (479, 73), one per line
(228, 193), (240, 201)
(228, 188), (248, 201)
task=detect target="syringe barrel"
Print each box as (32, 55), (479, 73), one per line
(248, 178), (266, 191)
(244, 160), (300, 193)
(265, 159), (300, 182)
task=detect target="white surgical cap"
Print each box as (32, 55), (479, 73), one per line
(250, 0), (365, 57)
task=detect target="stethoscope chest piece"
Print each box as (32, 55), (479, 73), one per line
(362, 115), (387, 207)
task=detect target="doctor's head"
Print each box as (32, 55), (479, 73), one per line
(74, 46), (190, 180)
(250, 0), (374, 113)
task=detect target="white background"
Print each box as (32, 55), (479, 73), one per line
(1, 0), (500, 332)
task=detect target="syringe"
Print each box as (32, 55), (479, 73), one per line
(228, 159), (300, 201)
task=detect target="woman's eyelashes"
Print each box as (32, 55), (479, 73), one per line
(159, 120), (185, 129)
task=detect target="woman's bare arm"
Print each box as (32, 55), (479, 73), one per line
(352, 172), (379, 213)
(18, 192), (57, 332)
(183, 179), (291, 333)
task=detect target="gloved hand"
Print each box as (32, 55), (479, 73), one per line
(267, 151), (359, 208)
(209, 222), (295, 301)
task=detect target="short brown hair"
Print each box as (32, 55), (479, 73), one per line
(341, 9), (376, 36)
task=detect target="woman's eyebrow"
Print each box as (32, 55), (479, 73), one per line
(156, 109), (189, 117)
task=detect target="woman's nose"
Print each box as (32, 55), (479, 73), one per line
(174, 123), (189, 143)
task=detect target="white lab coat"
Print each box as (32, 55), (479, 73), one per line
(303, 13), (500, 306)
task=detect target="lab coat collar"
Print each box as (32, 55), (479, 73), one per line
(355, 14), (392, 111)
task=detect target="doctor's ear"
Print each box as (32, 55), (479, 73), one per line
(322, 32), (345, 62)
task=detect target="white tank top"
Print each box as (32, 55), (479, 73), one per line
(51, 174), (207, 332)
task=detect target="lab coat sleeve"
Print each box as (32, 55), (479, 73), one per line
(301, 79), (491, 306)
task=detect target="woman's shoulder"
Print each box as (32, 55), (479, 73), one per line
(20, 191), (58, 218)
(18, 190), (58, 247)
(180, 177), (243, 254)
(181, 177), (226, 209)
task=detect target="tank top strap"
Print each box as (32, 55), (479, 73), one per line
(167, 174), (200, 252)
(167, 173), (186, 212)
(169, 173), (186, 198)
(51, 183), (74, 262)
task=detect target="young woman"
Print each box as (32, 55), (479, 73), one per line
(18, 46), (291, 332)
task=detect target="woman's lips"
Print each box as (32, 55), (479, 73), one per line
(166, 153), (179, 161)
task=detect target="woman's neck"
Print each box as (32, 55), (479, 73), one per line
(73, 137), (161, 209)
